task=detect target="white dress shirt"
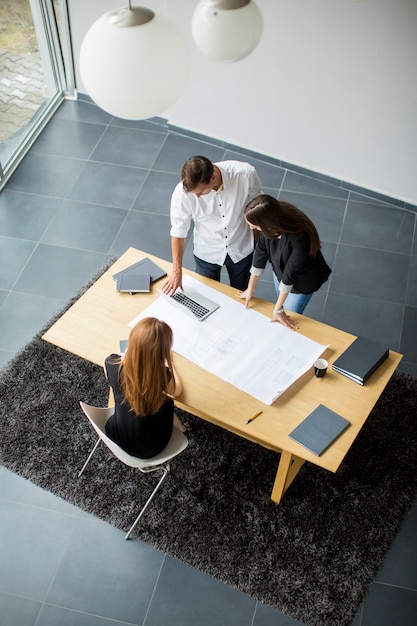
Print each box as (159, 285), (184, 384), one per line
(170, 161), (262, 265)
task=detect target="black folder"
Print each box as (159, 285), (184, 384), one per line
(332, 337), (389, 385)
(289, 405), (350, 456)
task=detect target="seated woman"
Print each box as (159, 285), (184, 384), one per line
(104, 317), (187, 459)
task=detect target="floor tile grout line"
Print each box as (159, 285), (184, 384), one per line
(142, 553), (167, 626)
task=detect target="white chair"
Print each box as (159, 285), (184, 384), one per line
(78, 401), (189, 540)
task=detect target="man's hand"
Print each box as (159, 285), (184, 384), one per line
(162, 270), (182, 295)
(236, 288), (254, 309)
(270, 310), (298, 331)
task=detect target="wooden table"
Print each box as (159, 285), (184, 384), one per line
(43, 248), (403, 503)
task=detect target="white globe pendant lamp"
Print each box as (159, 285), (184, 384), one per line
(79, 3), (189, 120)
(191, 0), (263, 63)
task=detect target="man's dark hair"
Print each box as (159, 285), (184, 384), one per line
(181, 156), (214, 192)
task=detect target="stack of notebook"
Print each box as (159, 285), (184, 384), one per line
(112, 257), (166, 294)
(332, 336), (389, 385)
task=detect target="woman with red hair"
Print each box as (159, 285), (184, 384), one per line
(104, 317), (187, 459)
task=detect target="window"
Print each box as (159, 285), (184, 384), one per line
(0, 0), (75, 187)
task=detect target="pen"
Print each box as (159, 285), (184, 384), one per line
(246, 410), (263, 424)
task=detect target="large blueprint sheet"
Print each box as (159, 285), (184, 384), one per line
(129, 275), (327, 405)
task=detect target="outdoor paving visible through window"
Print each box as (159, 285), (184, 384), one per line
(0, 0), (46, 142)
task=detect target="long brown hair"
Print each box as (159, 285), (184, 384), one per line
(244, 194), (322, 256)
(120, 317), (175, 417)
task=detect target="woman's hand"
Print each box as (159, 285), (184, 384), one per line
(271, 310), (298, 330)
(236, 288), (254, 308)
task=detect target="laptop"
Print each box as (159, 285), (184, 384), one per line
(159, 287), (220, 321)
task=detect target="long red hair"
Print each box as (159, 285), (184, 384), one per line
(120, 317), (175, 416)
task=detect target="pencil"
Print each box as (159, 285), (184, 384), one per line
(246, 410), (263, 424)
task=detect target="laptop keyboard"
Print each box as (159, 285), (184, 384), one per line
(171, 291), (210, 319)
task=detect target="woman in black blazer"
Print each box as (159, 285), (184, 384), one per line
(237, 194), (331, 330)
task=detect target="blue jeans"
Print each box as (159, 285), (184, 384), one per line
(194, 253), (253, 291)
(273, 274), (313, 314)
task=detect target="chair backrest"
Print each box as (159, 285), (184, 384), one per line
(80, 401), (149, 469)
(79, 401), (188, 469)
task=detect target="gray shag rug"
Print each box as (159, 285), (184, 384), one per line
(1, 263), (417, 626)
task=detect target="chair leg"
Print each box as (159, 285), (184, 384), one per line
(125, 467), (169, 540)
(78, 437), (101, 477)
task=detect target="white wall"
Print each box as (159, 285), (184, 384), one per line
(69, 0), (417, 205)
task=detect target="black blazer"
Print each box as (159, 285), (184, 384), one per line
(253, 232), (331, 294)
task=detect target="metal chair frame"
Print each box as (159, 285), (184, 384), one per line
(79, 401), (188, 539)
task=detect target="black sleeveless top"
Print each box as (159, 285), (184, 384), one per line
(104, 355), (174, 459)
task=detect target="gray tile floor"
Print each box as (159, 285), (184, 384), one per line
(0, 95), (416, 625)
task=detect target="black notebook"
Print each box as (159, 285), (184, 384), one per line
(289, 405), (350, 456)
(332, 337), (389, 385)
(116, 272), (150, 293)
(113, 257), (167, 285)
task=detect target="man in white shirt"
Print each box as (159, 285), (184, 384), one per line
(162, 156), (262, 294)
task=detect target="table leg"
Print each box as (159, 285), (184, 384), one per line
(271, 450), (305, 503)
